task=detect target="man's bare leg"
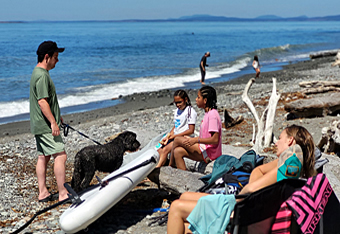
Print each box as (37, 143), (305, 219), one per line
(36, 155), (51, 200)
(53, 152), (68, 201)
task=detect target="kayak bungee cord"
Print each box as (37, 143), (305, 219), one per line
(61, 123), (102, 145)
(10, 156), (157, 233)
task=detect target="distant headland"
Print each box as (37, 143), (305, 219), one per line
(1, 14), (340, 23)
(124, 14), (340, 22)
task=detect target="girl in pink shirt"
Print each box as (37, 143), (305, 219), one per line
(169, 86), (222, 170)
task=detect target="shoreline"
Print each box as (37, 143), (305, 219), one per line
(0, 56), (335, 138)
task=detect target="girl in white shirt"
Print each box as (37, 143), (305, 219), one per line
(156, 90), (197, 167)
(252, 55), (261, 78)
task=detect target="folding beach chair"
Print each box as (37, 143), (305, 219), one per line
(227, 173), (340, 234)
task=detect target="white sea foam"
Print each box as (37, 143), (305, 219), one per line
(0, 59), (249, 119)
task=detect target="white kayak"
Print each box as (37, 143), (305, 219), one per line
(59, 133), (164, 233)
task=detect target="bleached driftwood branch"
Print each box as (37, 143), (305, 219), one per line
(242, 78), (259, 124)
(242, 78), (280, 153)
(264, 78), (280, 146)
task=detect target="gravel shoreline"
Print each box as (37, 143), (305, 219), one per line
(1, 56), (340, 233)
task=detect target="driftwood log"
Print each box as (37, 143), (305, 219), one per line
(299, 80), (340, 94)
(224, 108), (244, 129)
(300, 80), (340, 88)
(309, 51), (338, 59)
(284, 92), (340, 118)
(318, 120), (340, 154)
(301, 86), (340, 95)
(242, 78), (280, 153)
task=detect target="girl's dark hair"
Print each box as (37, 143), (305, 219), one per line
(199, 85), (217, 109)
(174, 89), (191, 106)
(174, 89), (192, 118)
(254, 55), (260, 66)
(285, 124), (316, 178)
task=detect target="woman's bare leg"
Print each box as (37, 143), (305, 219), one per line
(167, 199), (198, 234)
(180, 191), (210, 201)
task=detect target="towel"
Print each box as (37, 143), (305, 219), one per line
(286, 174), (332, 234)
(187, 194), (236, 234)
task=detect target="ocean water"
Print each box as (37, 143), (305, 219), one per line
(1, 21), (340, 124)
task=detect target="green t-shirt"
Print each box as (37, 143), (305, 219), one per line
(29, 67), (61, 135)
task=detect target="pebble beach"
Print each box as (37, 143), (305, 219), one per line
(1, 55), (340, 233)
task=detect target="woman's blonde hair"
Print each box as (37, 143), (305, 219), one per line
(285, 125), (316, 178)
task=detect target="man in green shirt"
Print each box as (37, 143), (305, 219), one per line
(29, 41), (68, 202)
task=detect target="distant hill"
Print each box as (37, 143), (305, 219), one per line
(255, 15), (283, 20)
(166, 14), (242, 22)
(162, 14), (340, 22)
(2, 14), (340, 24)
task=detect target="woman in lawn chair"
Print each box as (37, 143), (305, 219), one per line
(167, 125), (317, 234)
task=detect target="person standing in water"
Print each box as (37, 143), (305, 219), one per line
(199, 52), (210, 84)
(252, 55), (261, 78)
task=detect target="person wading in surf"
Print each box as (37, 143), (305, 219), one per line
(199, 52), (210, 84)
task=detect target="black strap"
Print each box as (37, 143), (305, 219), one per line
(11, 156), (157, 233)
(148, 212), (169, 226)
(61, 123), (102, 145)
(10, 198), (70, 234)
(80, 156), (157, 193)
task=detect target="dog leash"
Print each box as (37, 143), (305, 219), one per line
(11, 156), (157, 233)
(61, 123), (102, 145)
(10, 198), (71, 234)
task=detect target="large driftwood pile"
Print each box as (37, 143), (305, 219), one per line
(318, 120), (340, 155)
(284, 92), (340, 118)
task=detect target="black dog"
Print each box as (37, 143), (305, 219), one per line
(71, 131), (140, 192)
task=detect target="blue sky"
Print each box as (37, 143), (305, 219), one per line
(1, 0), (339, 21)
